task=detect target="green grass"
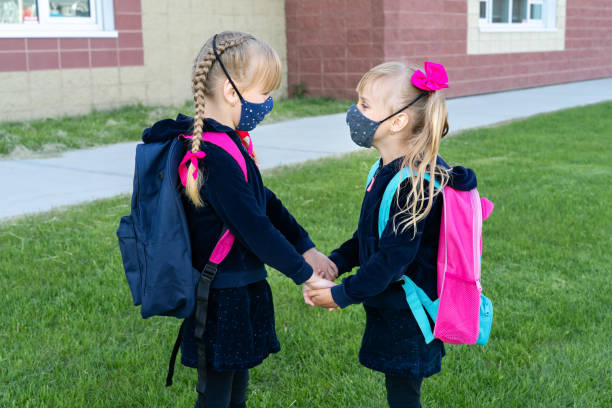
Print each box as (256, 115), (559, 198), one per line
(0, 97), (352, 159)
(1, 102), (611, 407)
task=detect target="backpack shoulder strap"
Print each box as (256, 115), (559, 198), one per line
(377, 168), (441, 238)
(401, 276), (438, 344)
(202, 132), (248, 182)
(198, 131), (245, 265)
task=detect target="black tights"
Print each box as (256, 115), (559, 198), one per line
(385, 375), (423, 408)
(196, 368), (249, 408)
(194, 370), (418, 408)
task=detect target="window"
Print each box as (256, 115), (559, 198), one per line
(530, 0), (543, 19)
(0, 0), (116, 37)
(479, 0), (556, 31)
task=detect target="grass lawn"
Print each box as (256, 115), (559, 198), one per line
(1, 102), (611, 407)
(0, 97), (352, 159)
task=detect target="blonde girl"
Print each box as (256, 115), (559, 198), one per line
(308, 61), (478, 407)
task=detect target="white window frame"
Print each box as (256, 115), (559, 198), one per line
(479, 0), (557, 32)
(0, 0), (117, 38)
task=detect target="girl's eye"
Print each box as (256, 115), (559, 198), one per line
(361, 103), (368, 109)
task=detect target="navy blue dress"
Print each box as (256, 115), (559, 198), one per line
(142, 115), (315, 371)
(329, 156), (477, 378)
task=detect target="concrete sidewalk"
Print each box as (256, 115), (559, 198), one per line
(1, 78), (611, 219)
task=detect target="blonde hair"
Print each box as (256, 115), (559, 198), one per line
(185, 31), (282, 206)
(358, 61), (450, 235)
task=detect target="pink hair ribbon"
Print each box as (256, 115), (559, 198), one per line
(411, 61), (449, 92)
(178, 150), (206, 186)
(177, 130), (255, 185)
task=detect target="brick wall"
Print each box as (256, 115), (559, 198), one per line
(0, 0), (144, 72)
(286, 0), (385, 100)
(286, 0), (612, 99)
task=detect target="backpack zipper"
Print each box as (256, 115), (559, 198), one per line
(367, 165), (383, 192)
(367, 176), (376, 192)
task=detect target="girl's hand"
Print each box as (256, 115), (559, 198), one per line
(302, 273), (336, 306)
(303, 248), (339, 281)
(307, 288), (340, 311)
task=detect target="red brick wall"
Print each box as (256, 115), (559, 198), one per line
(0, 0), (143, 72)
(286, 0), (612, 99)
(286, 0), (386, 99)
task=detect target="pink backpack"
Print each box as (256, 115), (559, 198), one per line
(367, 162), (494, 345)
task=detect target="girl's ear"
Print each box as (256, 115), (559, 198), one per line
(222, 79), (240, 106)
(390, 112), (410, 133)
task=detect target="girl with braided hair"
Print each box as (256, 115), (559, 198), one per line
(142, 31), (337, 407)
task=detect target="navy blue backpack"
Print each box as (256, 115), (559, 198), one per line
(116, 136), (199, 319)
(117, 126), (246, 387)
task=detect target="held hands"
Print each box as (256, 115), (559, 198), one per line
(302, 273), (339, 311)
(302, 248), (340, 311)
(302, 248), (338, 281)
(307, 286), (339, 311)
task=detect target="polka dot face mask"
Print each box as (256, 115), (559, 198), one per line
(345, 104), (380, 148)
(345, 92), (426, 148)
(236, 96), (274, 131)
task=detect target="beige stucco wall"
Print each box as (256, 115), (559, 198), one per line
(0, 0), (287, 122)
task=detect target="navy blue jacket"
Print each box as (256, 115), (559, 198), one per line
(330, 156), (477, 309)
(143, 114), (315, 289)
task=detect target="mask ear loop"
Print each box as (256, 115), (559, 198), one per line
(213, 34), (245, 102)
(378, 92), (427, 124)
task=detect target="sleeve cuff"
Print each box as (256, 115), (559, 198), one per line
(295, 235), (316, 255)
(331, 283), (360, 309)
(293, 261), (314, 285)
(329, 252), (350, 275)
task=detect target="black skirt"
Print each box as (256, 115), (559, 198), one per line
(358, 305), (445, 378)
(180, 279), (280, 371)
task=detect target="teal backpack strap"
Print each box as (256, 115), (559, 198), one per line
(365, 160), (380, 191)
(409, 277), (439, 321)
(377, 168), (441, 237)
(374, 167), (442, 344)
(401, 276), (439, 344)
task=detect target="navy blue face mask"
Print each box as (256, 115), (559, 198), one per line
(213, 34), (273, 131)
(346, 93), (427, 148)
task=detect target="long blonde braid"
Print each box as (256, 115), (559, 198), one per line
(185, 34), (253, 207)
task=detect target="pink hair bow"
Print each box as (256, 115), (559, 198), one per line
(178, 150), (206, 186)
(411, 61), (449, 92)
